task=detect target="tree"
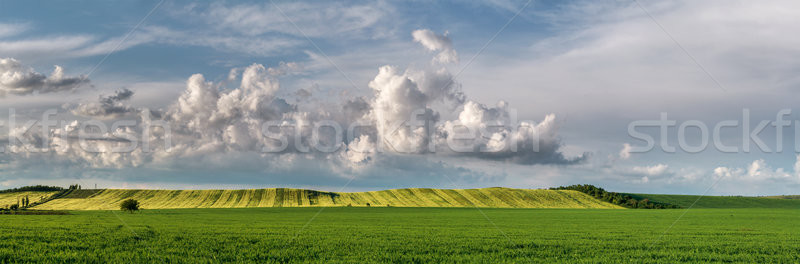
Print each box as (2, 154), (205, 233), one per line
(9, 204), (19, 210)
(120, 199), (140, 213)
(0, 185), (63, 194)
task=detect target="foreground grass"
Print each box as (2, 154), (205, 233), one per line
(1, 208), (798, 263)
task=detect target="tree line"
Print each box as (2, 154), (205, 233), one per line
(0, 185), (64, 194)
(550, 184), (680, 209)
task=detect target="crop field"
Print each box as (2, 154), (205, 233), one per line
(1, 207), (798, 263)
(32, 188), (621, 210)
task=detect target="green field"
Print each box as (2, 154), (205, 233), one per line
(3, 187), (799, 262)
(31, 188), (622, 210)
(765, 195), (800, 200)
(625, 193), (800, 209)
(1, 207), (798, 263)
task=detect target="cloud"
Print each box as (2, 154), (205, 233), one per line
(599, 160), (674, 184)
(0, 58), (88, 96)
(136, 26), (303, 57)
(195, 1), (393, 38)
(342, 96), (371, 121)
(412, 29), (459, 64)
(631, 164), (669, 176)
(0, 2), (392, 63)
(353, 60), (579, 165)
(0, 23), (29, 38)
(294, 88), (312, 100)
(0, 29), (580, 189)
(619, 143), (632, 160)
(0, 26), (303, 60)
(713, 156), (800, 183)
(69, 88), (136, 119)
(457, 0), (800, 140)
(440, 102), (582, 165)
(3, 63), (299, 169)
(366, 65), (439, 153)
(0, 35), (124, 61)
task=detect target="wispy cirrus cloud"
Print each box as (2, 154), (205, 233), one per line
(0, 23), (30, 38)
(0, 1), (396, 61)
(187, 1), (395, 38)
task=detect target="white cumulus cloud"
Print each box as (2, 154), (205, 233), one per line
(0, 58), (88, 96)
(413, 29), (459, 64)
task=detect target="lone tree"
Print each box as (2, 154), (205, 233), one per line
(120, 199), (140, 213)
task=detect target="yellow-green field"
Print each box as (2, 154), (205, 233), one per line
(0, 191), (59, 208)
(31, 188), (623, 210)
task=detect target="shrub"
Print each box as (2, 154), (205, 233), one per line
(120, 199), (140, 213)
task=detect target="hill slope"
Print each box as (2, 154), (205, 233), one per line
(625, 193), (800, 209)
(31, 188), (623, 210)
(0, 191), (59, 208)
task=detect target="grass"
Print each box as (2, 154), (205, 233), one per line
(31, 188), (622, 210)
(624, 193), (800, 209)
(0, 207), (797, 263)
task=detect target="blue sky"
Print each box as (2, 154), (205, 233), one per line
(1, 0), (799, 195)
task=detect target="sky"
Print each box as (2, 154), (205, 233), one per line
(1, 0), (799, 195)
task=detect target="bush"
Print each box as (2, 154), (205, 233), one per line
(120, 199), (140, 213)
